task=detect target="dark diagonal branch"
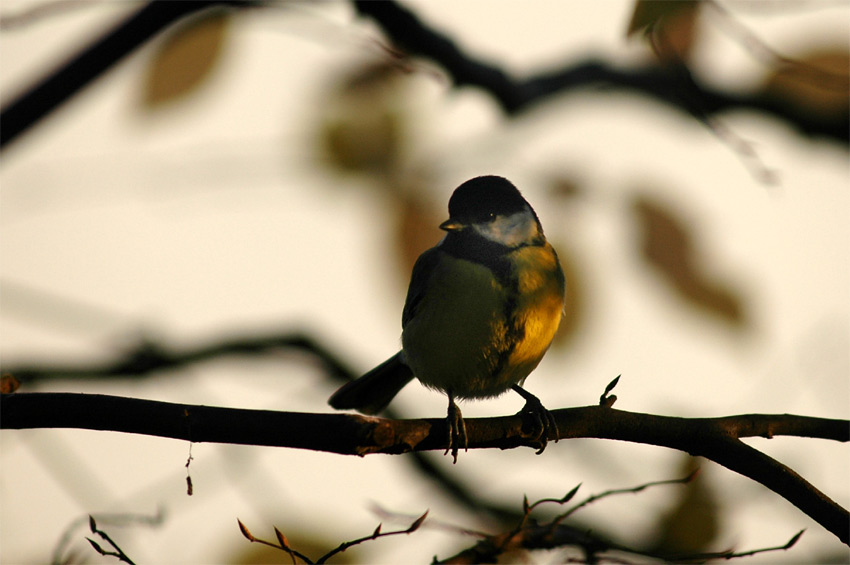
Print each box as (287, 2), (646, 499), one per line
(2, 392), (847, 544)
(0, 0), (252, 150)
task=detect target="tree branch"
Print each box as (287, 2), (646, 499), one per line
(352, 0), (848, 144)
(0, 328), (540, 527)
(2, 1), (845, 153)
(0, 0), (251, 151)
(2, 392), (847, 544)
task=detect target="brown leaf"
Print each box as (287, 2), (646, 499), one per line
(0, 374), (20, 394)
(142, 10), (231, 107)
(396, 190), (443, 279)
(632, 194), (746, 326)
(319, 62), (410, 174)
(762, 49), (850, 120)
(547, 174), (584, 200)
(627, 0), (701, 61)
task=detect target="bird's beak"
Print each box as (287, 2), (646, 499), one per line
(440, 218), (465, 232)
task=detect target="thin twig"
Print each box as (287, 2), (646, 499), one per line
(237, 512), (428, 564)
(86, 516), (136, 565)
(436, 483), (806, 563)
(555, 471), (699, 524)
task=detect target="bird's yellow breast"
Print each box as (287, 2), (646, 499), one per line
(401, 244), (564, 399)
(505, 244), (565, 378)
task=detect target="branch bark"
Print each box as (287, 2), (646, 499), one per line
(2, 392), (847, 544)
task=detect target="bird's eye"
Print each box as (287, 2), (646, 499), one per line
(488, 212), (496, 221)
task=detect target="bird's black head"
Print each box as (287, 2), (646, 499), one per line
(446, 176), (536, 226)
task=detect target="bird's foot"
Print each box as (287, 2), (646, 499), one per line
(512, 385), (558, 454)
(445, 395), (467, 464)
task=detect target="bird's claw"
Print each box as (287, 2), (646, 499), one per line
(512, 385), (559, 454)
(445, 396), (467, 464)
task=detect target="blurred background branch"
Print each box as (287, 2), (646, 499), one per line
(2, 0), (847, 153)
(354, 0), (848, 144)
(1, 329), (357, 384)
(0, 0), (254, 150)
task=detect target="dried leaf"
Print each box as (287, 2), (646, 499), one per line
(0, 374), (20, 394)
(632, 194), (746, 327)
(627, 0), (701, 61)
(761, 49), (850, 119)
(627, 0), (699, 34)
(319, 62), (409, 174)
(397, 190), (443, 278)
(548, 174), (584, 200)
(142, 10), (231, 107)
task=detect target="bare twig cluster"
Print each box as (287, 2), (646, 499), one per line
(51, 509), (164, 565)
(237, 511), (428, 564)
(235, 475), (806, 563)
(86, 516), (136, 565)
(436, 476), (805, 563)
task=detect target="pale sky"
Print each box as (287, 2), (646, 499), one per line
(1, 1), (848, 562)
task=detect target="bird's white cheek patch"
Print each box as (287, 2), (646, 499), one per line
(474, 211), (539, 247)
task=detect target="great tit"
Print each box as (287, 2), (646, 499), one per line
(329, 175), (565, 461)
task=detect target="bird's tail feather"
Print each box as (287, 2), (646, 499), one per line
(328, 352), (414, 415)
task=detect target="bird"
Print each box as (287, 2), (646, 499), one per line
(329, 175), (565, 462)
